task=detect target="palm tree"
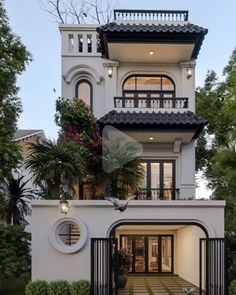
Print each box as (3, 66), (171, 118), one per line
(0, 175), (36, 225)
(25, 139), (86, 199)
(98, 141), (144, 199)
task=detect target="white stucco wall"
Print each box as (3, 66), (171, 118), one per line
(31, 200), (225, 283)
(176, 225), (205, 286)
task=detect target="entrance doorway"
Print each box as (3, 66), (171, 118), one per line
(120, 235), (173, 274)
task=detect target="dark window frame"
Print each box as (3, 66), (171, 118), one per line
(141, 159), (176, 200)
(75, 79), (93, 111)
(122, 75), (176, 99)
(120, 234), (174, 274)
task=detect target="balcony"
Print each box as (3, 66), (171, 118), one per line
(114, 9), (189, 22)
(114, 97), (188, 109)
(136, 188), (180, 200)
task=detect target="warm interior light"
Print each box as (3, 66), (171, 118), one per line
(149, 50), (154, 55)
(149, 137), (154, 141)
(60, 199), (69, 214)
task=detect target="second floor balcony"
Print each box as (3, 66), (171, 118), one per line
(114, 96), (188, 109)
(114, 75), (189, 110)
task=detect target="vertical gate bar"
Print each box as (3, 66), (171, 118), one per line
(91, 239), (94, 295)
(206, 239), (209, 295)
(199, 239), (202, 295)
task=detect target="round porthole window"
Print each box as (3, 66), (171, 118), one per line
(49, 217), (87, 254)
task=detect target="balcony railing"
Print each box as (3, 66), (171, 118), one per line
(114, 97), (188, 109)
(136, 188), (180, 200)
(114, 9), (189, 22)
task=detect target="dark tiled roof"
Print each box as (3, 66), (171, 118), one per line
(98, 111), (206, 138)
(97, 22), (208, 59)
(98, 22), (207, 34)
(14, 129), (44, 141)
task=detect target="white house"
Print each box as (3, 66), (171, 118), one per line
(31, 9), (226, 294)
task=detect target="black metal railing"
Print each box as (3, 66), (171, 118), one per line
(136, 188), (180, 200)
(91, 238), (118, 295)
(114, 9), (189, 22)
(200, 238), (227, 295)
(114, 97), (188, 109)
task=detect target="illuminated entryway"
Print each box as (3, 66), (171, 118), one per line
(112, 223), (208, 287)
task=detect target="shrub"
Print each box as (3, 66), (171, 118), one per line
(230, 280), (236, 295)
(114, 248), (132, 275)
(47, 280), (70, 295)
(0, 225), (31, 279)
(69, 280), (90, 295)
(25, 280), (48, 295)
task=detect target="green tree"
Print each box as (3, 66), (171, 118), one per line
(0, 1), (31, 180)
(196, 47), (236, 282)
(102, 141), (144, 199)
(0, 174), (36, 225)
(25, 139), (86, 199)
(0, 225), (31, 282)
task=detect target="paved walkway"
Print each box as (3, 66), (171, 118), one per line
(118, 275), (200, 295)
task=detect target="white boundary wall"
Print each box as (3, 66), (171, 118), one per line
(31, 200), (225, 284)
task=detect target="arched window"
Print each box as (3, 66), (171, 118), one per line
(75, 80), (92, 109)
(120, 75), (175, 108)
(123, 75), (175, 98)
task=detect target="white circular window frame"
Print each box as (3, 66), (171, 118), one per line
(49, 217), (87, 254)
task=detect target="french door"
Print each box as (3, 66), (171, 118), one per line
(140, 160), (175, 200)
(120, 235), (174, 274)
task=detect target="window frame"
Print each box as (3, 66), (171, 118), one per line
(140, 159), (176, 200)
(122, 75), (175, 98)
(75, 79), (93, 111)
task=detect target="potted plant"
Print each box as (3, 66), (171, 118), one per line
(114, 248), (131, 288)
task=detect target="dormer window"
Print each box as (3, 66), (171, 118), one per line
(75, 80), (92, 109)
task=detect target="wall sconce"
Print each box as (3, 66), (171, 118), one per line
(187, 68), (192, 79)
(186, 64), (192, 79)
(60, 197), (69, 214)
(59, 184), (69, 214)
(108, 66), (113, 78)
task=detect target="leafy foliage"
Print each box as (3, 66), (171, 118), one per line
(114, 249), (132, 275)
(25, 139), (86, 199)
(102, 141), (144, 199)
(55, 97), (101, 157)
(230, 280), (236, 295)
(69, 280), (90, 295)
(0, 225), (31, 279)
(55, 97), (144, 199)
(0, 1), (31, 180)
(0, 174), (36, 225)
(196, 47), (236, 282)
(25, 280), (48, 295)
(47, 280), (70, 295)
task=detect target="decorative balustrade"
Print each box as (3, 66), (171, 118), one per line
(114, 97), (188, 109)
(114, 9), (189, 22)
(136, 188), (180, 200)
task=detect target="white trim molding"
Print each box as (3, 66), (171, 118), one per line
(49, 217), (87, 254)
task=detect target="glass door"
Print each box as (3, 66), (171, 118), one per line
(134, 236), (145, 272)
(161, 236), (173, 273)
(120, 235), (173, 274)
(148, 236), (159, 272)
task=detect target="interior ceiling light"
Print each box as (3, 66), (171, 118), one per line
(149, 137), (154, 141)
(149, 50), (154, 55)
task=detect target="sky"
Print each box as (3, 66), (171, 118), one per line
(4, 0), (236, 198)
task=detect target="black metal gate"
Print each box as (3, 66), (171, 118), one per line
(91, 238), (117, 295)
(200, 238), (228, 295)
